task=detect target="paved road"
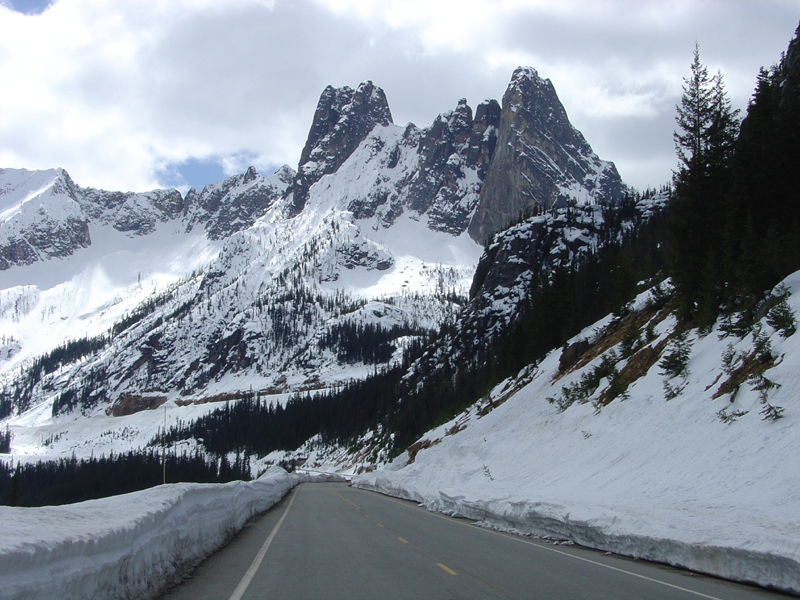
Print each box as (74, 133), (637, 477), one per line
(160, 482), (790, 599)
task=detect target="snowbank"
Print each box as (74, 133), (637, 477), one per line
(357, 474), (800, 595)
(0, 468), (334, 600)
(355, 275), (800, 595)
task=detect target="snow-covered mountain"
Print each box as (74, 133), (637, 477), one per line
(1, 67), (626, 465)
(0, 164), (293, 271)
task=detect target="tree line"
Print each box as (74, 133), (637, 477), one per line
(669, 28), (800, 327)
(0, 449), (250, 507)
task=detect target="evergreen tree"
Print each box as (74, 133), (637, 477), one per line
(669, 44), (739, 323)
(674, 45), (714, 177)
(723, 25), (800, 303)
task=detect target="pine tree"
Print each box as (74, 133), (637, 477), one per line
(669, 44), (739, 323)
(674, 45), (714, 178)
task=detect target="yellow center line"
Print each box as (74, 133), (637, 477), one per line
(437, 563), (458, 575)
(332, 490), (361, 511)
(370, 491), (722, 600)
(397, 537), (409, 544)
(377, 523), (385, 528)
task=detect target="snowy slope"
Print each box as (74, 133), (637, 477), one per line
(0, 168), (89, 270)
(355, 272), (800, 594)
(1, 68), (625, 471)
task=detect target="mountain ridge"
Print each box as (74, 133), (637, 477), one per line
(1, 65), (627, 437)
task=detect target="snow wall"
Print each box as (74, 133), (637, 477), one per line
(353, 274), (800, 595)
(354, 474), (800, 595)
(0, 468), (334, 600)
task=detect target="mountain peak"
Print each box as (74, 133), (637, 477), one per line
(0, 167), (88, 270)
(272, 164), (296, 186)
(510, 65), (543, 84)
(286, 81), (393, 215)
(467, 67), (625, 244)
(243, 165), (259, 184)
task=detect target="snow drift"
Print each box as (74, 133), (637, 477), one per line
(355, 272), (800, 595)
(0, 467), (331, 600)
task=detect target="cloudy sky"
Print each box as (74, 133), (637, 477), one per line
(0, 0), (797, 193)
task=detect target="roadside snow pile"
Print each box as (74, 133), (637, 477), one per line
(0, 467), (331, 600)
(355, 272), (800, 595)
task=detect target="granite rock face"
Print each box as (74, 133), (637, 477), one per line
(288, 86), (501, 237)
(406, 98), (500, 235)
(0, 217), (91, 270)
(80, 187), (184, 236)
(287, 80), (393, 216)
(468, 67), (625, 244)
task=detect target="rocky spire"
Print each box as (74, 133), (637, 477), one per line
(405, 98), (500, 234)
(467, 67), (625, 244)
(286, 80), (393, 215)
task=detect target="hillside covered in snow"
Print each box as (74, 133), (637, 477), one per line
(3, 21), (800, 596)
(1, 66), (624, 471)
(355, 271), (800, 594)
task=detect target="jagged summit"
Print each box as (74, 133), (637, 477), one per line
(183, 164), (294, 240)
(1, 68), (624, 270)
(1, 65), (629, 414)
(467, 66), (625, 244)
(405, 96), (499, 234)
(287, 80), (393, 215)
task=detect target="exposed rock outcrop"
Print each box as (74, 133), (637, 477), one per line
(406, 98), (500, 234)
(80, 187), (184, 236)
(468, 67), (625, 244)
(0, 168), (91, 270)
(184, 165), (294, 240)
(287, 81), (393, 216)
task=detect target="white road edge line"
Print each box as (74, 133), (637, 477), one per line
(368, 490), (724, 600)
(501, 533), (724, 600)
(229, 486), (299, 600)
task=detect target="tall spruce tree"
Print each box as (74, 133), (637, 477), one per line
(670, 44), (739, 323)
(674, 45), (714, 178)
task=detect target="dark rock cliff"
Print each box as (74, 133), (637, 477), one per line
(406, 98), (500, 234)
(468, 67), (625, 244)
(287, 80), (393, 216)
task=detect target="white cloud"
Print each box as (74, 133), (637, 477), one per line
(0, 0), (797, 192)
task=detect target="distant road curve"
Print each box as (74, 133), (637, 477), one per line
(160, 482), (790, 600)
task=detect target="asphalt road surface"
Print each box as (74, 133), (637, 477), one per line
(159, 482), (791, 600)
